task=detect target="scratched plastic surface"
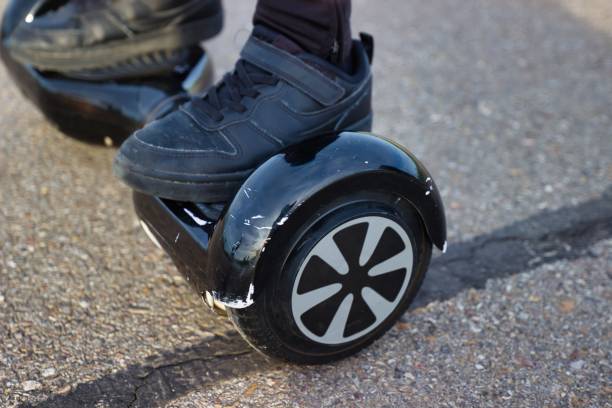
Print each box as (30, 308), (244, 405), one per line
(134, 132), (447, 305)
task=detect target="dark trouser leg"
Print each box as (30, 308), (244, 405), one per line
(253, 0), (352, 65)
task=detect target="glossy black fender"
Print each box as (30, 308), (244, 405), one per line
(1, 0), (213, 145)
(207, 132), (447, 307)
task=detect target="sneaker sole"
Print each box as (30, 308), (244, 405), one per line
(114, 115), (373, 203)
(9, 12), (223, 71)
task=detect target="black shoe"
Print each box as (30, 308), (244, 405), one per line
(114, 26), (373, 202)
(6, 0), (223, 71)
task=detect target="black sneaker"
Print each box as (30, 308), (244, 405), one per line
(6, 0), (223, 71)
(114, 26), (374, 202)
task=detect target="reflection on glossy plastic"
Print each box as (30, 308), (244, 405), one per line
(133, 132), (447, 305)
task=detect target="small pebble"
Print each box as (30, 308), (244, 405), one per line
(478, 101), (493, 116)
(57, 384), (72, 395)
(42, 368), (56, 378)
(22, 381), (42, 392)
(469, 323), (482, 333)
(570, 360), (585, 371)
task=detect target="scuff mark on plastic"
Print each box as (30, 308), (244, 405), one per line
(214, 283), (255, 309)
(139, 220), (162, 250)
(184, 208), (211, 226)
(174, 233), (180, 243)
(243, 189), (251, 199)
(231, 239), (242, 255)
(425, 177), (434, 195)
(261, 237), (272, 253)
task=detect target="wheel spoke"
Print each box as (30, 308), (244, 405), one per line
(322, 294), (354, 341)
(359, 220), (388, 266)
(365, 268), (406, 301)
(361, 287), (395, 322)
(368, 248), (412, 277)
(311, 234), (350, 275)
(293, 283), (342, 317)
(344, 291), (377, 337)
(298, 255), (347, 294)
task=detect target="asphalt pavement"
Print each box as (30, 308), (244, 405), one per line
(1, 0), (611, 407)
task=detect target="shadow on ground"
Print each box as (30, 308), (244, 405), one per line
(23, 334), (271, 408)
(415, 185), (612, 307)
(24, 186), (612, 408)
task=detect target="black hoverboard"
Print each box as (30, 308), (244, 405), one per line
(1, 0), (214, 146)
(4, 0), (447, 364)
(134, 133), (447, 363)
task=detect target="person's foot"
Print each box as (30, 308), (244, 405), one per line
(113, 26), (373, 202)
(6, 0), (223, 71)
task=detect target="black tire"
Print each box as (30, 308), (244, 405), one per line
(227, 190), (432, 364)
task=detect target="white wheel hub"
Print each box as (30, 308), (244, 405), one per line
(291, 216), (413, 345)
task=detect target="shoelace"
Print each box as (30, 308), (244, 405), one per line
(192, 60), (278, 122)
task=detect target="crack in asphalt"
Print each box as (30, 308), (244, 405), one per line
(439, 217), (609, 269)
(126, 349), (253, 408)
(437, 235), (525, 266)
